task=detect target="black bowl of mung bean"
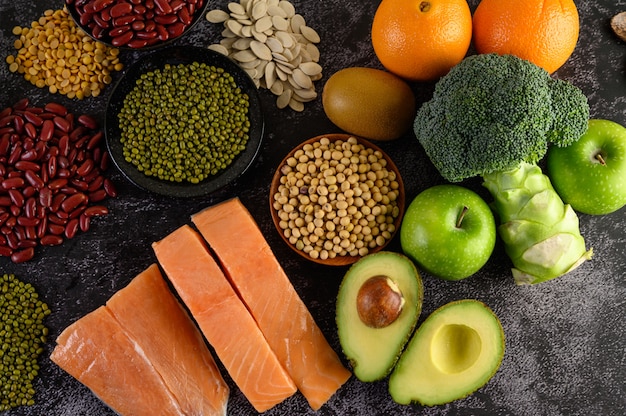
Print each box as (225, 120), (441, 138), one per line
(270, 134), (405, 266)
(105, 45), (264, 197)
(65, 0), (209, 50)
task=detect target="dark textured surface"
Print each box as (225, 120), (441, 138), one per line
(1, 1), (625, 415)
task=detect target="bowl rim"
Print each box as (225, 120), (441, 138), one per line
(105, 45), (264, 198)
(66, 0), (209, 51)
(269, 133), (405, 266)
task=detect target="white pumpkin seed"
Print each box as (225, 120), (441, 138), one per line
(277, 88), (293, 109)
(265, 37), (284, 53)
(255, 15), (273, 32)
(288, 98), (304, 112)
(250, 40), (273, 61)
(206, 0), (322, 111)
(265, 61), (277, 89)
(299, 61), (322, 76)
(292, 68), (313, 89)
(268, 5), (287, 17)
(290, 14), (305, 34)
(208, 44), (230, 55)
(270, 79), (284, 95)
(275, 31), (295, 48)
(228, 2), (246, 15)
(232, 49), (258, 63)
(252, 2), (268, 20)
(300, 25), (320, 43)
(226, 19), (243, 36)
(279, 0), (296, 18)
(232, 37), (253, 50)
(206, 9), (230, 23)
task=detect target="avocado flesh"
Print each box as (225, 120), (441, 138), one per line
(336, 251), (423, 382)
(389, 299), (505, 406)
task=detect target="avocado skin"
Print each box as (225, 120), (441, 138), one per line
(336, 251), (423, 382)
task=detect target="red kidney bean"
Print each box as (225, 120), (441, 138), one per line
(127, 38), (149, 48)
(88, 189), (107, 202)
(48, 223), (65, 235)
(167, 22), (186, 38)
(154, 14), (178, 25)
(113, 15), (137, 27)
(39, 187), (53, 207)
(178, 7), (191, 25)
(84, 205), (109, 217)
(2, 177), (25, 190)
(78, 114), (98, 130)
(65, 218), (80, 239)
(8, 189), (24, 207)
(93, 0), (115, 12)
(24, 111), (43, 127)
(25, 170), (45, 190)
(103, 178), (117, 197)
(110, 2), (133, 18)
(154, 0), (173, 14)
(111, 30), (134, 46)
(11, 247), (34, 263)
(93, 13), (110, 29)
(41, 235), (63, 246)
(61, 193), (88, 213)
(44, 102), (68, 116)
(0, 245), (12, 256)
(53, 116), (70, 133)
(0, 101), (114, 262)
(132, 20), (145, 31)
(79, 213), (91, 232)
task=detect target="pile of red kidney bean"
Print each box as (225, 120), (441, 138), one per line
(66, 0), (206, 48)
(0, 98), (117, 263)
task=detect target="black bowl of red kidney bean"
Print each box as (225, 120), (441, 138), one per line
(65, 0), (208, 49)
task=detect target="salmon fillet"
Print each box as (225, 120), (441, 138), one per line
(50, 264), (228, 416)
(192, 198), (352, 410)
(152, 224), (297, 413)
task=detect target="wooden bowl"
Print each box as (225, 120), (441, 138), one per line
(269, 134), (405, 266)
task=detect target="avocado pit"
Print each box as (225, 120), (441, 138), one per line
(356, 275), (405, 328)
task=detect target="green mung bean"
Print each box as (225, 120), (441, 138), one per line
(118, 62), (252, 184)
(0, 273), (51, 411)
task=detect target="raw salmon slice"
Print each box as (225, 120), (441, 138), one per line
(192, 198), (352, 410)
(50, 264), (229, 416)
(152, 224), (297, 413)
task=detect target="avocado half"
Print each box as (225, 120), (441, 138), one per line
(389, 299), (505, 406)
(336, 251), (423, 382)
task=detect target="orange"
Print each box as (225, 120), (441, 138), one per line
(472, 0), (580, 74)
(371, 0), (472, 82)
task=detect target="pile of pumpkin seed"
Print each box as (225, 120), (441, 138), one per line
(206, 0), (322, 111)
(0, 273), (51, 411)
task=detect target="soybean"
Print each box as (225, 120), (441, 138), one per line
(0, 273), (51, 411)
(273, 136), (401, 261)
(118, 62), (251, 184)
(5, 8), (123, 99)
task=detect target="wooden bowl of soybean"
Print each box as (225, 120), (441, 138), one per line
(269, 134), (405, 266)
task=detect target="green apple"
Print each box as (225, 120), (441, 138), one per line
(547, 119), (626, 215)
(400, 184), (496, 281)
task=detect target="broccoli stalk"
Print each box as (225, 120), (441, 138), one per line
(413, 54), (592, 285)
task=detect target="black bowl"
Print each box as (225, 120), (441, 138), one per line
(105, 46), (264, 198)
(66, 0), (209, 50)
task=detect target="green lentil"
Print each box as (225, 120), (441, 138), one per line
(118, 62), (251, 184)
(0, 273), (51, 411)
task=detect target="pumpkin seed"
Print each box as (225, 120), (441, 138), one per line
(206, 0), (322, 111)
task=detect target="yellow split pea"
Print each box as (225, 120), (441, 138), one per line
(5, 8), (123, 99)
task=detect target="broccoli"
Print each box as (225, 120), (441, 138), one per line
(414, 53), (592, 285)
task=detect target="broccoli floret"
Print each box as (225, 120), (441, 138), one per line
(413, 53), (590, 182)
